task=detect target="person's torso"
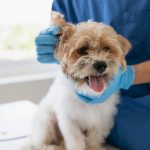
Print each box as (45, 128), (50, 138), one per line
(52, 0), (150, 98)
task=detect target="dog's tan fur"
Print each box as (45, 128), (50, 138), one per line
(52, 12), (131, 92)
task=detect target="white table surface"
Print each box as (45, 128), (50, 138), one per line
(0, 100), (37, 150)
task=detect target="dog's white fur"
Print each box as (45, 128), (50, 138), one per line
(22, 68), (119, 150)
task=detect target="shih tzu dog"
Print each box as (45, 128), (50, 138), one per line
(22, 12), (131, 150)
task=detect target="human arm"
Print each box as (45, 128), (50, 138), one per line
(133, 61), (150, 84)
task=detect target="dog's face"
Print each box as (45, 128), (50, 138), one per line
(55, 22), (131, 95)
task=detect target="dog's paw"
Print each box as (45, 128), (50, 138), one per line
(87, 147), (106, 150)
(104, 144), (121, 150)
(99, 147), (106, 150)
(43, 145), (64, 150)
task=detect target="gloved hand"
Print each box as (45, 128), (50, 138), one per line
(35, 26), (60, 63)
(76, 66), (135, 104)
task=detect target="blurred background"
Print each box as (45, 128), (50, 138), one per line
(0, 0), (50, 60)
(0, 1), (58, 149)
(0, 0), (57, 104)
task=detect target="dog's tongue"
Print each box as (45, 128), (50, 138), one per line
(88, 76), (104, 92)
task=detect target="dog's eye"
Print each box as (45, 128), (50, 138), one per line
(103, 46), (111, 52)
(77, 47), (88, 55)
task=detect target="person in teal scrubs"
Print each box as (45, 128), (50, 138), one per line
(35, 0), (150, 149)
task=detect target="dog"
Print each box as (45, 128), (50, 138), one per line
(22, 12), (131, 150)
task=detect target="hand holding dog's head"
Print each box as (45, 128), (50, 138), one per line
(51, 12), (131, 95)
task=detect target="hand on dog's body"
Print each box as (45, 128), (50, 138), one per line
(77, 66), (135, 104)
(35, 26), (60, 63)
(25, 12), (132, 150)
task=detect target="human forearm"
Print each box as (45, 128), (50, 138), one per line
(133, 61), (150, 84)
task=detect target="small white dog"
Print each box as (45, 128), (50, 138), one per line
(22, 12), (131, 150)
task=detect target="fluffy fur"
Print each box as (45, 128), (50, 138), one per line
(21, 12), (131, 150)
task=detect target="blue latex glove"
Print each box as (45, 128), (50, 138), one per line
(77, 66), (135, 104)
(35, 26), (60, 63)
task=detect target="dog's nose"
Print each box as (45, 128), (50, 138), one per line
(93, 61), (107, 73)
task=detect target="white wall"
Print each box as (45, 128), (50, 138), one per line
(0, 60), (58, 104)
(0, 79), (53, 104)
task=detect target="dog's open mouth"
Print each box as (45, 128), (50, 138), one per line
(84, 75), (105, 93)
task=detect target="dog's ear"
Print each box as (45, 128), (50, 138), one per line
(50, 11), (66, 29)
(117, 35), (132, 55)
(51, 11), (75, 42)
(50, 11), (75, 64)
(54, 24), (75, 62)
(117, 35), (132, 69)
